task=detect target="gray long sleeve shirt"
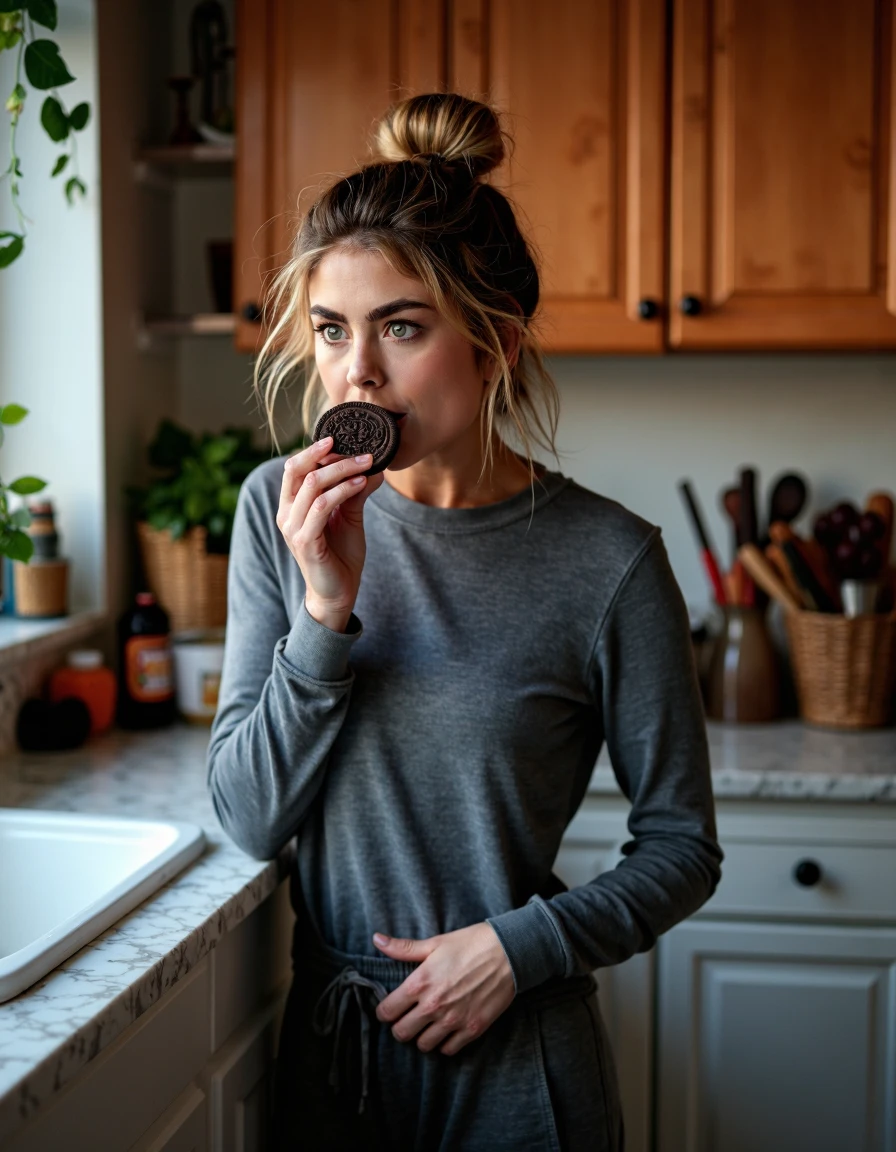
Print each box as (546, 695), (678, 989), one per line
(207, 460), (723, 994)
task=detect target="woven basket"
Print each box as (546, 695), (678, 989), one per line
(136, 521), (228, 634)
(784, 610), (896, 729)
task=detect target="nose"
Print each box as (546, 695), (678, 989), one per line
(345, 336), (385, 392)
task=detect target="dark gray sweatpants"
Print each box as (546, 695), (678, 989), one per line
(270, 927), (625, 1151)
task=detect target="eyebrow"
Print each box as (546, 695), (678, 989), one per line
(308, 298), (434, 324)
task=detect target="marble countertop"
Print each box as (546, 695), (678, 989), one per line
(0, 716), (894, 1141)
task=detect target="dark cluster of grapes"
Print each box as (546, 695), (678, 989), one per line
(813, 503), (886, 581)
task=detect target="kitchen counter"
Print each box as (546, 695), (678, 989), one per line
(0, 717), (894, 1143)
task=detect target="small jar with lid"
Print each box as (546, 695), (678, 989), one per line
(48, 649), (118, 737)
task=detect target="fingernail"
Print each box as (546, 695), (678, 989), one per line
(351, 475), (365, 485)
(355, 454), (372, 463)
(373, 933), (389, 946)
(317, 436), (333, 449)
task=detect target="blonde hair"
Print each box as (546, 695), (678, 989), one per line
(253, 92), (560, 490)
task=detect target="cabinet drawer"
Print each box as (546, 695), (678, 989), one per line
(700, 840), (896, 922)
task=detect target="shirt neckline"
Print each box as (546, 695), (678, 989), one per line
(368, 469), (570, 533)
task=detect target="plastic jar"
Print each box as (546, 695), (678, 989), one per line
(48, 649), (117, 737)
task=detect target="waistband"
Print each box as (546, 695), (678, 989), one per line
(303, 927), (598, 1117)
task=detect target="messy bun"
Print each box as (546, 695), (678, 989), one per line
(254, 92), (559, 494)
(373, 93), (506, 179)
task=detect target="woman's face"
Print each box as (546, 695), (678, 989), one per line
(308, 246), (488, 474)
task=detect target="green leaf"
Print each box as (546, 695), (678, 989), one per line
(26, 0), (57, 30)
(2, 529), (33, 562)
(40, 94), (68, 141)
(0, 6), (24, 17)
(10, 506), (31, 529)
(68, 101), (88, 130)
(201, 436), (238, 466)
(51, 152), (67, 176)
(184, 491), (210, 522)
(0, 28), (22, 49)
(217, 485), (240, 514)
(24, 39), (74, 90)
(0, 231), (24, 267)
(0, 403), (28, 425)
(147, 510), (174, 532)
(8, 475), (47, 495)
(64, 175), (85, 204)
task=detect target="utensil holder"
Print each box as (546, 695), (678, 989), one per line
(784, 610), (896, 729)
(706, 606), (782, 722)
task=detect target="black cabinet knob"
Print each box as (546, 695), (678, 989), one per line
(638, 298), (659, 321)
(242, 302), (262, 323)
(793, 859), (822, 887)
(679, 295), (702, 317)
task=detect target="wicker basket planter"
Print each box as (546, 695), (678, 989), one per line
(784, 609), (896, 729)
(136, 521), (228, 634)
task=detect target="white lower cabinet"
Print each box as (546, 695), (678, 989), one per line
(557, 797), (896, 1152)
(655, 918), (896, 1152)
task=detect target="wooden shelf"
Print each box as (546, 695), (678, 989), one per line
(134, 144), (234, 185)
(136, 313), (236, 349)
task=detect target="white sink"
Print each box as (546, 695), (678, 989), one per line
(0, 809), (206, 1003)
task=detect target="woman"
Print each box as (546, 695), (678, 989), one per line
(207, 93), (723, 1151)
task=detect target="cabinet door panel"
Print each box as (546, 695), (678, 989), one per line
(234, 0), (445, 353)
(128, 1086), (206, 1152)
(657, 919), (896, 1152)
(455, 0), (666, 352)
(207, 990), (286, 1152)
(670, 0), (896, 348)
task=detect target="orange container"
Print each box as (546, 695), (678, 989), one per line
(48, 649), (117, 737)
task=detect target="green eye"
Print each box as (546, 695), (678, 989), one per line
(389, 321), (419, 340)
(325, 325), (344, 341)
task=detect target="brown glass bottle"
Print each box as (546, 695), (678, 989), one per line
(116, 592), (177, 729)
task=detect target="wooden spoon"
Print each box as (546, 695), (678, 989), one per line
(762, 473), (807, 546)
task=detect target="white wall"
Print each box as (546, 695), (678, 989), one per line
(0, 0), (103, 614)
(547, 354), (896, 616)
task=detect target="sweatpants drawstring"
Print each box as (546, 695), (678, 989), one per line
(311, 965), (389, 1114)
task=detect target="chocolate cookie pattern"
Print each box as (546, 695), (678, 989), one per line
(313, 402), (401, 475)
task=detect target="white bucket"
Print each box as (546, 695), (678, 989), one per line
(171, 628), (225, 724)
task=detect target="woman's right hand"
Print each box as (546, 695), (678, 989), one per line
(277, 436), (385, 632)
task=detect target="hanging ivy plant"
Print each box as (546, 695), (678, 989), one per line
(0, 0), (90, 268)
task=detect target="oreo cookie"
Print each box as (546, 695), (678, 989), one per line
(313, 402), (401, 475)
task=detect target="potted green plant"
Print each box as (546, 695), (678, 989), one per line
(126, 419), (304, 632)
(0, 403), (47, 562)
(0, 403), (48, 611)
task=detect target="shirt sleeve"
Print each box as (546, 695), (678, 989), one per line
(206, 468), (362, 860)
(486, 528), (724, 994)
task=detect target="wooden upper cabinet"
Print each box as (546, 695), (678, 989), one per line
(234, 0), (896, 357)
(670, 0), (896, 349)
(233, 0), (445, 354)
(450, 0), (668, 353)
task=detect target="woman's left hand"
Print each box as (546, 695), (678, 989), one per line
(372, 923), (516, 1056)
